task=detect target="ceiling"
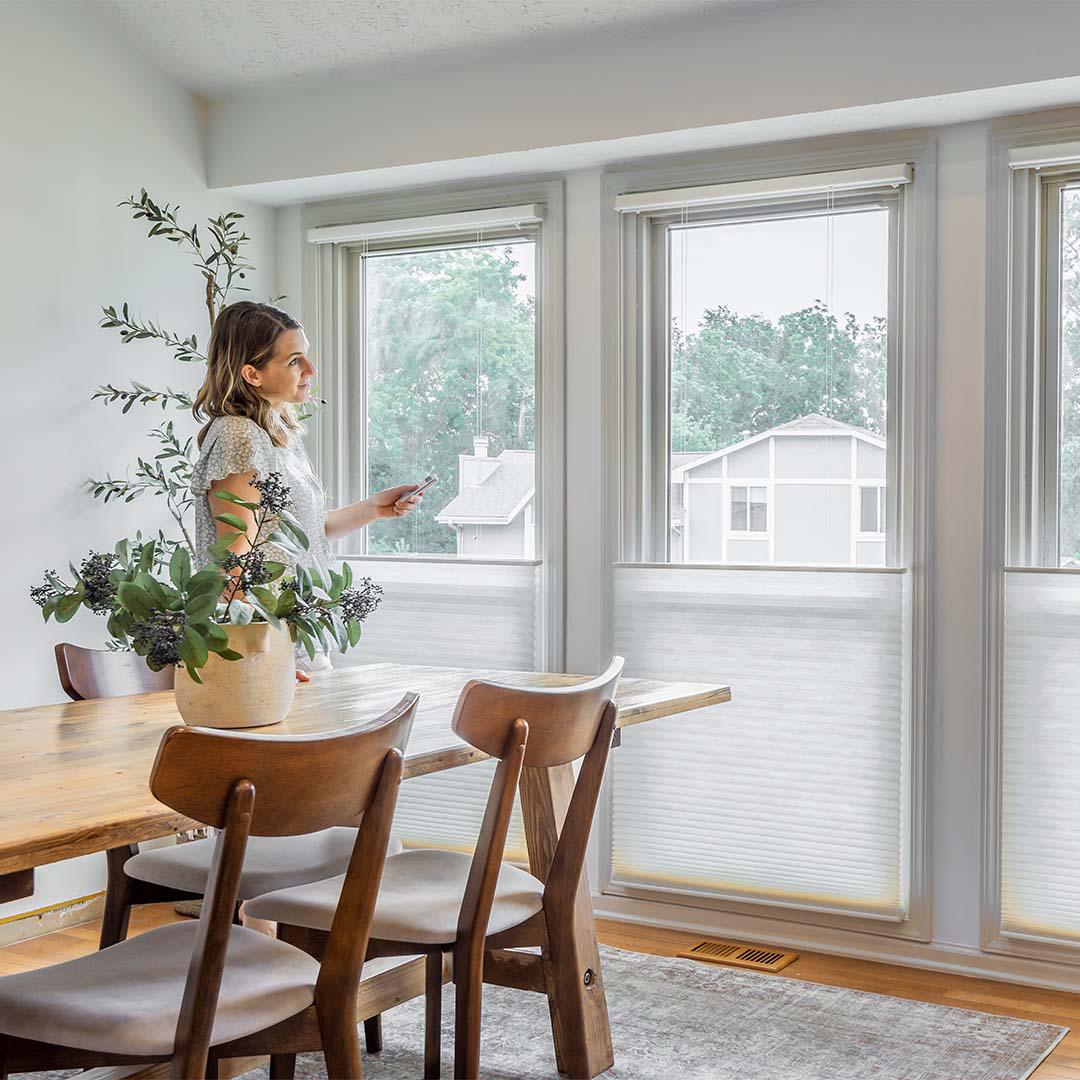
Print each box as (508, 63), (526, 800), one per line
(89, 0), (800, 100)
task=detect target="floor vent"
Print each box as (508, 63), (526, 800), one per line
(677, 938), (799, 974)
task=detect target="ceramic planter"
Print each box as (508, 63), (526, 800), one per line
(173, 622), (295, 728)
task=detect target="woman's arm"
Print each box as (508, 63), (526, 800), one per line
(209, 471), (261, 602)
(324, 484), (422, 541)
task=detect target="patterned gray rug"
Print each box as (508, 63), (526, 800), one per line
(254, 945), (1067, 1080)
(16, 946), (1066, 1079)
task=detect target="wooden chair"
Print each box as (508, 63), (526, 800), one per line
(247, 657), (624, 1080)
(55, 642), (401, 991)
(0, 692), (417, 1080)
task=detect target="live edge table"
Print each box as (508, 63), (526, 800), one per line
(0, 662), (730, 1079)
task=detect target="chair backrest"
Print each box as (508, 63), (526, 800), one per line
(451, 657), (624, 768)
(162, 693), (418, 1078)
(451, 658), (623, 951)
(54, 642), (174, 701)
(150, 694), (417, 836)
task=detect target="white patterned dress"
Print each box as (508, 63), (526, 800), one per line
(190, 415), (333, 671)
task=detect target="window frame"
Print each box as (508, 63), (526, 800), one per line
(300, 179), (565, 669)
(728, 483), (769, 535)
(984, 124), (1080, 966)
(601, 136), (937, 942)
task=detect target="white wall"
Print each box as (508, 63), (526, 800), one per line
(209, 1), (1080, 194)
(0, 1), (275, 916)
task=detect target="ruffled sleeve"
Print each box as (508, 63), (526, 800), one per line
(190, 416), (278, 496)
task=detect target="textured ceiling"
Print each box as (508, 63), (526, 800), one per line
(89, 0), (798, 100)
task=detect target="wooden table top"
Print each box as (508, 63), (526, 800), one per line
(0, 663), (730, 875)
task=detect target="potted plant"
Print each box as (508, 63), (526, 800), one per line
(32, 471), (382, 727)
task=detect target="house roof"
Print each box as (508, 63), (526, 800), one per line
(671, 413), (885, 479)
(435, 450), (535, 525)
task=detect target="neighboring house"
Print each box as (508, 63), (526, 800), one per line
(435, 436), (536, 557)
(435, 415), (887, 564)
(671, 414), (886, 565)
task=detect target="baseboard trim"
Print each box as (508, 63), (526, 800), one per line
(594, 893), (1080, 993)
(0, 892), (104, 947)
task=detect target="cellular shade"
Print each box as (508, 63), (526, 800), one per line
(1001, 569), (1080, 942)
(610, 563), (909, 920)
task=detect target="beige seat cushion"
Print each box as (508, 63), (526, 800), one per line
(0, 922), (318, 1056)
(125, 828), (402, 899)
(246, 848), (545, 945)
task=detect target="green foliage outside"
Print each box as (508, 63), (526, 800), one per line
(363, 243), (536, 554)
(671, 301), (887, 453)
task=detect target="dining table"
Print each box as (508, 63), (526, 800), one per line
(0, 661), (730, 1079)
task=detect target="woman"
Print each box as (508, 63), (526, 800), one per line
(190, 300), (421, 678)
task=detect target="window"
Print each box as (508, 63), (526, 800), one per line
(860, 485), (886, 534)
(302, 195), (563, 646)
(304, 188), (564, 856)
(730, 485), (767, 532)
(609, 157), (929, 934)
(665, 197), (892, 567)
(990, 144), (1080, 961)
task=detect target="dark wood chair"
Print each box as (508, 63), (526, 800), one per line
(55, 641), (400, 1055)
(55, 641), (400, 1003)
(0, 692), (418, 1080)
(247, 657), (624, 1080)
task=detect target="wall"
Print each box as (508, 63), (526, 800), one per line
(208, 1), (1080, 193)
(0, 1), (274, 916)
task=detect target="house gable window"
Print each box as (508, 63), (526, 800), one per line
(730, 485), (767, 532)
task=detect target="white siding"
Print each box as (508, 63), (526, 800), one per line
(774, 484), (852, 563)
(775, 435), (851, 479)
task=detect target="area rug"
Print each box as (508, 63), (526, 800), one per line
(257, 946), (1067, 1080)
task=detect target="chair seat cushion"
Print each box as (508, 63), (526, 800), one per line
(246, 848), (545, 945)
(125, 828), (401, 899)
(0, 922), (319, 1056)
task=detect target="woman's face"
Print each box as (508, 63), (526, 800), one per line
(242, 329), (316, 407)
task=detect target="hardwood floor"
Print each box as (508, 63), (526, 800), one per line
(0, 906), (1077, 1076)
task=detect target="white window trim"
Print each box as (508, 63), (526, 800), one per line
(727, 483), (769, 536)
(300, 179), (566, 670)
(983, 120), (1080, 966)
(600, 134), (937, 942)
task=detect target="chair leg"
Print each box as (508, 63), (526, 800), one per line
(317, 999), (362, 1080)
(453, 944), (483, 1080)
(270, 1052), (297, 1079)
(99, 845), (136, 949)
(424, 951), (443, 1079)
(363, 1015), (383, 1054)
(203, 1057), (220, 1079)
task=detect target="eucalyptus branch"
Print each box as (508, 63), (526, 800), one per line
(119, 190), (254, 327)
(93, 380), (195, 413)
(99, 303), (205, 364)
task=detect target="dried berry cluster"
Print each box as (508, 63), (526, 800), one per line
(339, 579), (383, 624)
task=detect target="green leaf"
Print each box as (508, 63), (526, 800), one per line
(138, 541), (155, 573)
(182, 626), (209, 669)
(169, 547), (191, 589)
(54, 594), (82, 623)
(117, 581), (155, 619)
(207, 536), (239, 561)
(187, 568), (225, 596)
(341, 561), (353, 588)
(296, 626), (316, 661)
(262, 560), (286, 582)
(184, 591), (218, 621)
(275, 590), (297, 617)
(249, 586), (279, 615)
(200, 621), (229, 645)
(227, 599), (255, 625)
(41, 596), (59, 622)
(347, 618), (362, 647)
(276, 516), (309, 552)
(212, 490), (259, 511)
(296, 563), (312, 594)
(215, 648), (244, 661)
(182, 660), (203, 684)
(214, 512), (250, 532)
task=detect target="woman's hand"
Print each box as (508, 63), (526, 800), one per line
(323, 484), (425, 539)
(369, 484), (424, 519)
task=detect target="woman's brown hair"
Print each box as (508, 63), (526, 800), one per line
(193, 301), (305, 448)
